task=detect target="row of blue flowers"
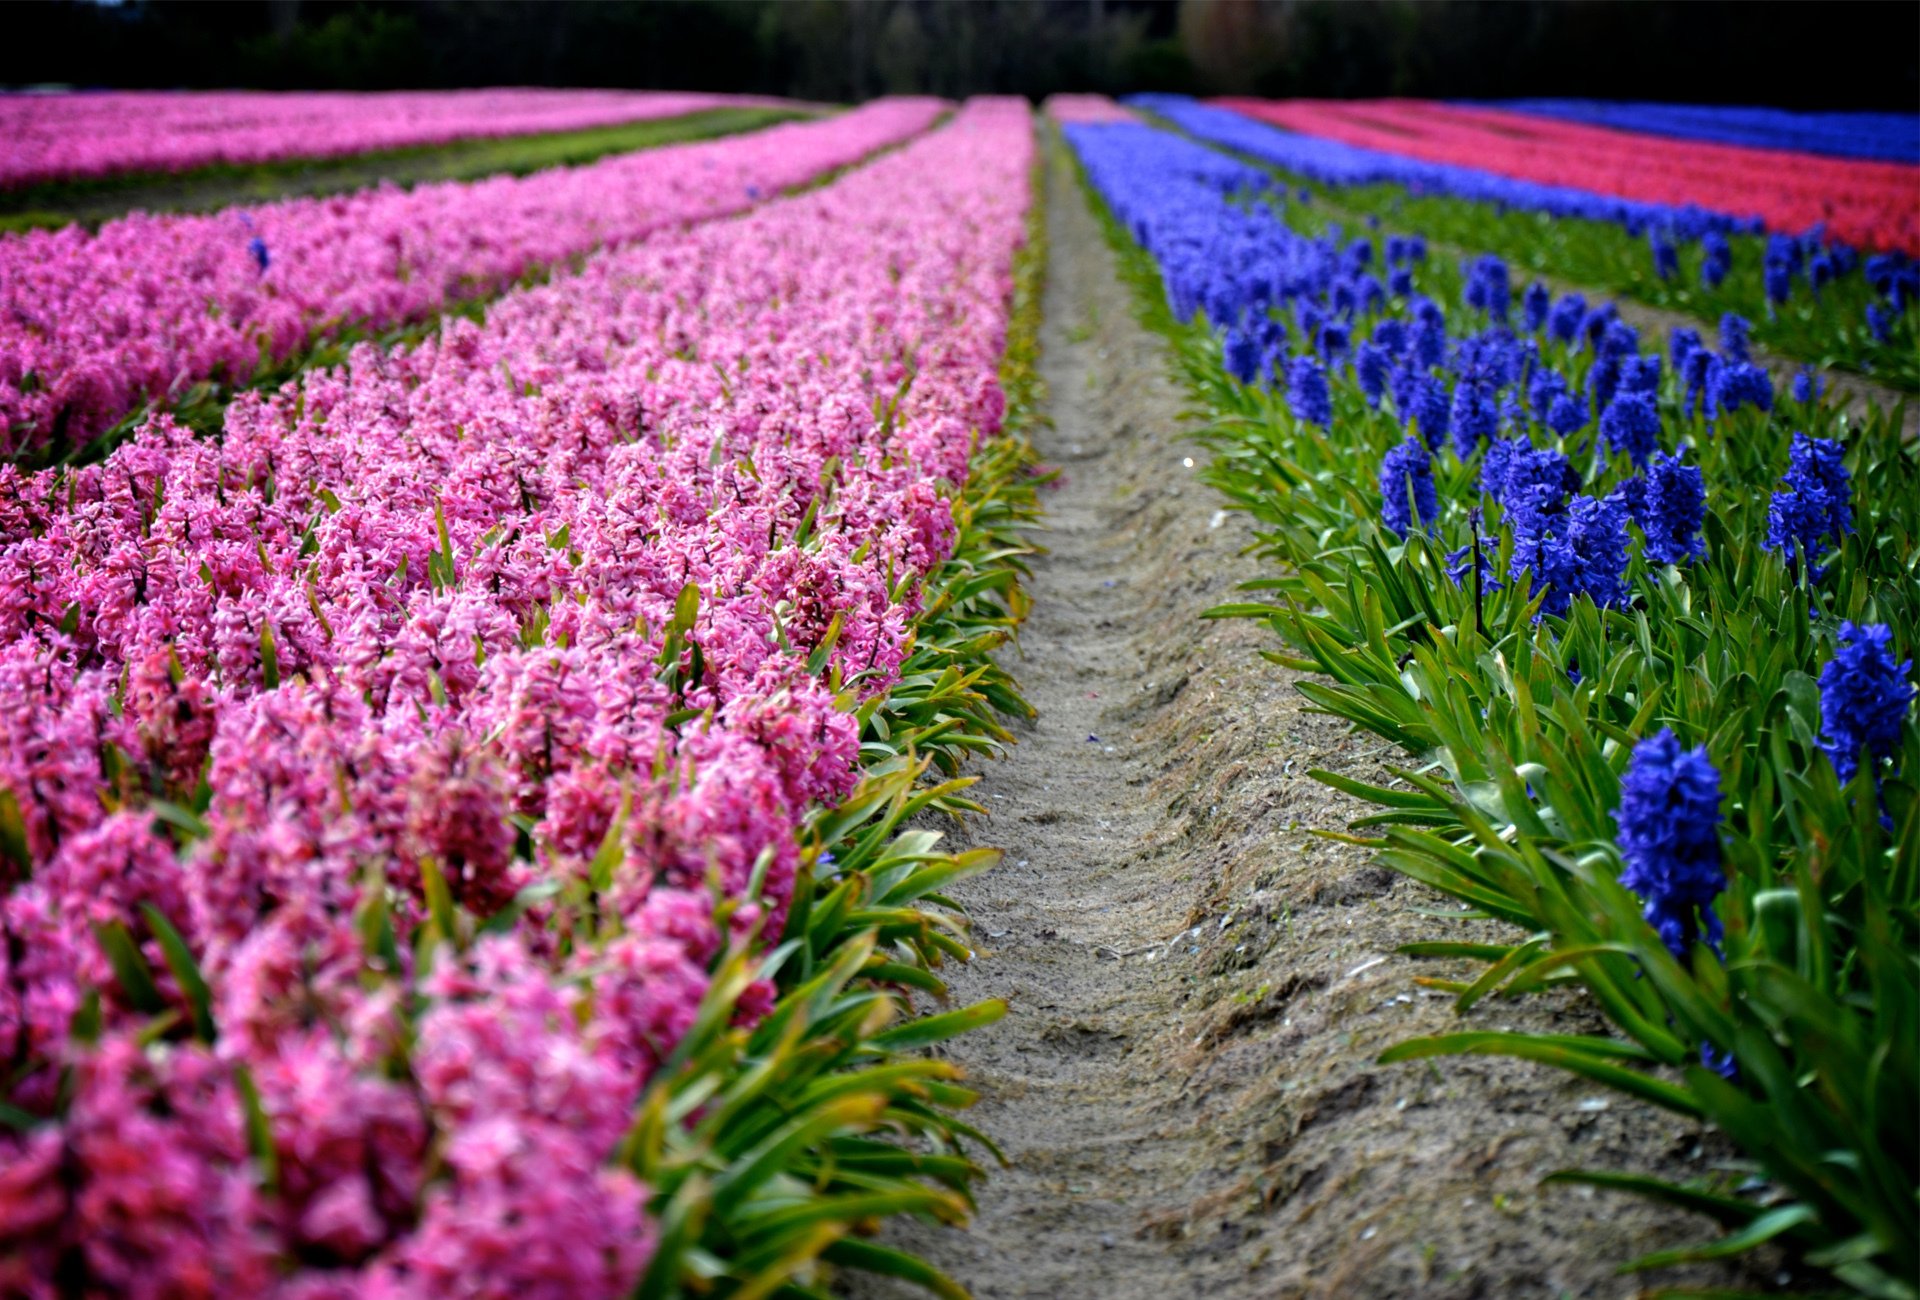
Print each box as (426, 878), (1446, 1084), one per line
(1064, 114), (1918, 1291)
(1473, 98), (1920, 166)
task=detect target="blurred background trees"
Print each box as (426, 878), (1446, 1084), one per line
(6, 0), (1915, 111)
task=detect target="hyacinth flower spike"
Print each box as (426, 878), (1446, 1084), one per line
(1614, 728), (1735, 1076)
(1819, 621), (1915, 828)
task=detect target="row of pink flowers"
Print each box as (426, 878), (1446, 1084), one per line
(0, 96), (1035, 1298)
(1218, 97), (1920, 255)
(0, 98), (946, 456)
(1043, 94), (1137, 124)
(0, 88), (800, 189)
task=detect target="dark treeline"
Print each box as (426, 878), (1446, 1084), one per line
(5, 0), (1916, 112)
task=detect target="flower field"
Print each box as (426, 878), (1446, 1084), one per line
(0, 95), (1041, 1297)
(1064, 107), (1916, 1294)
(1, 64), (1916, 1297)
(1133, 94), (1920, 390)
(0, 99), (946, 460)
(0, 89), (792, 189)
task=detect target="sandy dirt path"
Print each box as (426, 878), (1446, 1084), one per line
(850, 143), (1783, 1300)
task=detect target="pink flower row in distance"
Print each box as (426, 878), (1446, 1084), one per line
(0, 88), (802, 189)
(0, 98), (946, 456)
(1043, 93), (1138, 124)
(0, 96), (1034, 1298)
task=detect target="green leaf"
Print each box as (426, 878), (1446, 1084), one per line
(139, 904), (214, 1041)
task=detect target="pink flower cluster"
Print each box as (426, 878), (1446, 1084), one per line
(0, 96), (1034, 1297)
(0, 98), (946, 455)
(0, 88), (797, 189)
(1219, 97), (1920, 255)
(1043, 94), (1137, 124)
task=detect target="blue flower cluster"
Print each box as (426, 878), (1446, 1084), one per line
(1762, 432), (1854, 579)
(1474, 99), (1920, 166)
(1614, 728), (1727, 960)
(1819, 621), (1915, 786)
(1379, 438), (1437, 537)
(1131, 94), (1915, 347)
(1065, 119), (1738, 622)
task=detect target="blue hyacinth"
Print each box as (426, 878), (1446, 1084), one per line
(1512, 492), (1630, 619)
(1522, 281), (1551, 332)
(1526, 368), (1565, 421)
(1223, 327), (1263, 384)
(1450, 378), (1498, 459)
(1669, 326), (1702, 373)
(1763, 432), (1853, 578)
(1546, 293), (1585, 344)
(1287, 355), (1333, 428)
(1790, 367), (1825, 404)
(1718, 312), (1752, 362)
(1379, 438), (1438, 538)
(1614, 728), (1726, 961)
(1410, 374), (1451, 450)
(1600, 390), (1661, 465)
(1819, 621), (1914, 786)
(1464, 254), (1511, 322)
(1640, 450), (1707, 565)
(1708, 360), (1773, 417)
(247, 236), (270, 273)
(1355, 342), (1390, 407)
(1649, 230), (1679, 281)
(1700, 232), (1732, 289)
(1546, 391), (1589, 437)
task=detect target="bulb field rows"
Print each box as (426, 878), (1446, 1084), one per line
(1063, 102), (1916, 1295)
(0, 76), (1914, 1299)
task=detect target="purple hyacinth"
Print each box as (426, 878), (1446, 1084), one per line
(1640, 450), (1706, 565)
(1379, 438), (1438, 538)
(1819, 621), (1914, 785)
(1615, 728), (1726, 960)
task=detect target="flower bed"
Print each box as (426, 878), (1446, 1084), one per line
(1065, 117), (1917, 1296)
(1129, 95), (1920, 390)
(1217, 97), (1920, 256)
(0, 88), (796, 189)
(0, 96), (1037, 1299)
(1477, 99), (1920, 166)
(0, 99), (945, 457)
